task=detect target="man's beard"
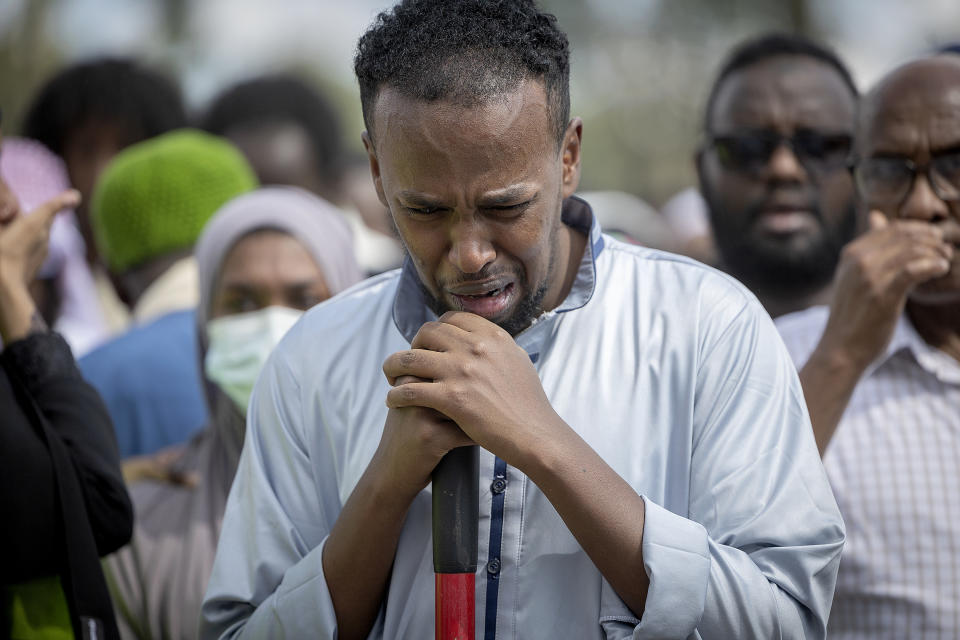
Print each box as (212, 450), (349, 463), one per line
(412, 221), (558, 337)
(706, 192), (857, 298)
(416, 264), (552, 337)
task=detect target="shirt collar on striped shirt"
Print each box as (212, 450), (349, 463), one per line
(872, 315), (960, 385)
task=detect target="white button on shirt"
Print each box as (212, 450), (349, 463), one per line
(777, 306), (960, 639)
(201, 199), (843, 639)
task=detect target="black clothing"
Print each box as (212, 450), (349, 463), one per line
(1, 331), (132, 640)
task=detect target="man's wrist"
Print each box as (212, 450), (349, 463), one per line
(513, 415), (585, 486)
(806, 340), (872, 380)
(365, 453), (425, 513)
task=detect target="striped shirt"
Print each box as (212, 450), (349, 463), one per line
(777, 306), (960, 639)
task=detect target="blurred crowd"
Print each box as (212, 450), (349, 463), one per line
(0, 1), (958, 639)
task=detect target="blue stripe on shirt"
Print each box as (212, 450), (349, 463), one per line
(483, 456), (508, 640)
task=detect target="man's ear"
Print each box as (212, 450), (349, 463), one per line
(362, 131), (389, 208)
(560, 117), (583, 199)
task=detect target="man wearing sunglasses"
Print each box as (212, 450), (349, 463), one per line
(698, 34), (859, 318)
(777, 56), (960, 638)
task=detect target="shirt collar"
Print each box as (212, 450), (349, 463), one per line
(392, 195), (604, 346)
(869, 314), (960, 385)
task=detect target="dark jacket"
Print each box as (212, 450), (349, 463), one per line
(1, 331), (133, 640)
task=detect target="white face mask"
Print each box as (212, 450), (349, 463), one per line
(204, 305), (304, 415)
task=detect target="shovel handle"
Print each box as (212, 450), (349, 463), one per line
(432, 445), (479, 639)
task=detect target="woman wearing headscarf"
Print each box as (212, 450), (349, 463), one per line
(103, 186), (363, 640)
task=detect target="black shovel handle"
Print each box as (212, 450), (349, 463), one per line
(432, 445), (479, 573)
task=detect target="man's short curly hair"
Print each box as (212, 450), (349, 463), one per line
(354, 0), (570, 146)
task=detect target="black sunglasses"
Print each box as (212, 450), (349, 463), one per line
(708, 129), (853, 176)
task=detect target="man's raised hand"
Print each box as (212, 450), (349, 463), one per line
(816, 210), (952, 371)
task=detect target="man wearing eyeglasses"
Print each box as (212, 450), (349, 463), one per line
(777, 56), (960, 638)
(698, 34), (859, 318)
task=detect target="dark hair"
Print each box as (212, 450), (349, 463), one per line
(201, 74), (343, 182)
(22, 58), (186, 155)
(354, 0), (570, 145)
(704, 33), (857, 131)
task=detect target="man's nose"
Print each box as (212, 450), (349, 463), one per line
(448, 216), (496, 274)
(767, 143), (806, 183)
(900, 173), (950, 223)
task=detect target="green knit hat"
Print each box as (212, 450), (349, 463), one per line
(91, 129), (257, 272)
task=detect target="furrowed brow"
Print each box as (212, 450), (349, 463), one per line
(397, 191), (444, 207)
(477, 186), (538, 208)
